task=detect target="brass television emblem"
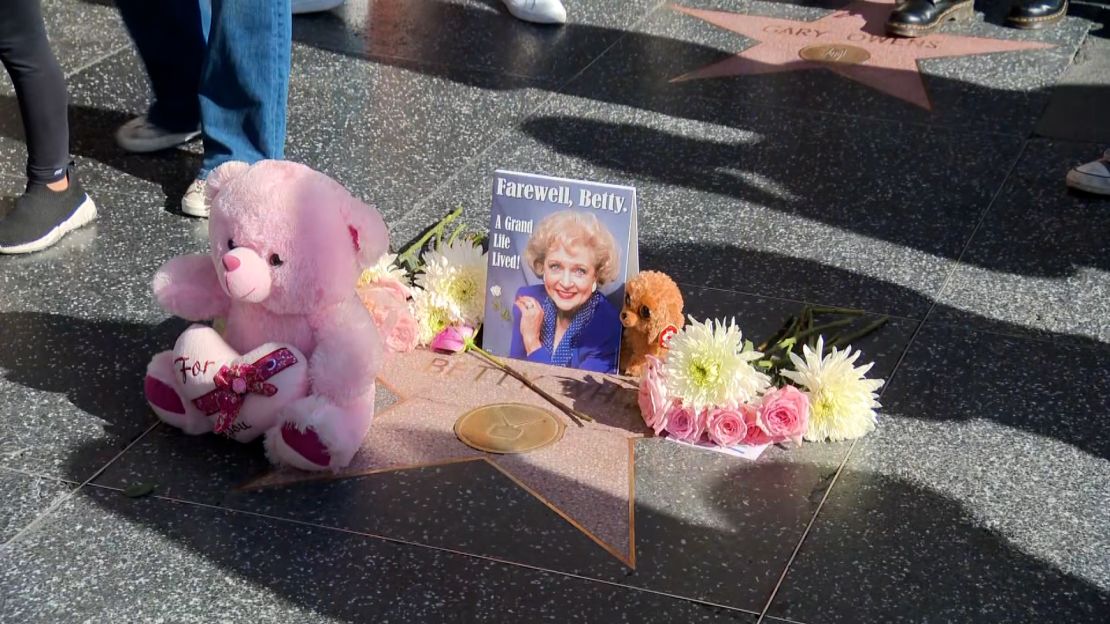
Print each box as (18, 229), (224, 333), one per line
(454, 403), (565, 454)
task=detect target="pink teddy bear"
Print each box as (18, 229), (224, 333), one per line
(143, 160), (391, 471)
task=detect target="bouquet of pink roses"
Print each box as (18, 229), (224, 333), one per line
(638, 316), (884, 447)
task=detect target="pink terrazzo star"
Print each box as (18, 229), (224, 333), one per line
(670, 0), (1054, 109)
(242, 349), (648, 567)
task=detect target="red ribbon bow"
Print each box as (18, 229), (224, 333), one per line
(193, 348), (297, 435)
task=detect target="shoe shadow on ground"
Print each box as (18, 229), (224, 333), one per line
(29, 0), (1110, 242)
(288, 0), (1109, 274)
(0, 95), (202, 213)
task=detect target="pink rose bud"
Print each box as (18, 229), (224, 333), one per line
(430, 325), (476, 354)
(757, 385), (810, 445)
(706, 407), (748, 447)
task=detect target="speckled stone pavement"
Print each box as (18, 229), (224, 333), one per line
(1, 1), (1108, 622)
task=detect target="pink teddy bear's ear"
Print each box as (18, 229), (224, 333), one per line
(204, 161), (251, 205)
(341, 194), (390, 269)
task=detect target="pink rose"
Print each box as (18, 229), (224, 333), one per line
(358, 285), (418, 354)
(664, 401), (705, 443)
(757, 385), (810, 445)
(385, 310), (419, 353)
(706, 407), (748, 447)
(357, 284), (400, 320)
(431, 325), (476, 354)
(740, 403), (773, 446)
(372, 276), (411, 303)
(637, 356), (669, 435)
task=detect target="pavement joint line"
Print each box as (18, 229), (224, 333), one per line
(77, 481), (767, 618)
(1, 421), (159, 549)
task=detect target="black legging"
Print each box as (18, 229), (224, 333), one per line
(0, 0), (69, 185)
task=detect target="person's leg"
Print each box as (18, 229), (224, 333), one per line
(0, 0), (68, 185)
(114, 0), (206, 151)
(198, 0), (292, 178)
(179, 0), (290, 218)
(115, 0), (205, 132)
(0, 0), (96, 254)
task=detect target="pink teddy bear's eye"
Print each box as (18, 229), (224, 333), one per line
(269, 253), (284, 267)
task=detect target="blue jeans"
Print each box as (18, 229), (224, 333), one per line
(116, 0), (291, 178)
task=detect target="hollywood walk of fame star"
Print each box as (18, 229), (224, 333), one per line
(241, 349), (647, 567)
(670, 0), (1054, 109)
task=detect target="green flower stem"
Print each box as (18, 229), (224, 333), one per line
(398, 207), (464, 268)
(756, 314), (795, 352)
(807, 306), (865, 316)
(764, 318), (855, 357)
(830, 316), (889, 349)
(794, 318), (855, 344)
(466, 344), (593, 427)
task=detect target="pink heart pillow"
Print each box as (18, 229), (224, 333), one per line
(171, 325), (309, 442)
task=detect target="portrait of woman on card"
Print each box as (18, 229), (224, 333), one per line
(509, 210), (622, 374)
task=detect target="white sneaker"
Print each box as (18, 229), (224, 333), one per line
(502, 0), (567, 24)
(1066, 149), (1110, 196)
(292, 0), (344, 14)
(116, 115), (201, 153)
(181, 179), (209, 218)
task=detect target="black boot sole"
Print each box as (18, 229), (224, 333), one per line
(886, 0), (975, 38)
(1007, 0), (1068, 29)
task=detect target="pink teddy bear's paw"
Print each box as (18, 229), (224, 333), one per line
(264, 395), (373, 471)
(277, 424), (331, 469)
(153, 254), (230, 321)
(145, 351), (212, 435)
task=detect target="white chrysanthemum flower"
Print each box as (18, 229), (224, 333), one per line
(416, 239), (487, 325)
(358, 253), (409, 287)
(781, 336), (884, 442)
(411, 289), (454, 346)
(664, 317), (769, 410)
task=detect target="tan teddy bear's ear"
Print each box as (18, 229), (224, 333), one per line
(204, 161), (251, 205)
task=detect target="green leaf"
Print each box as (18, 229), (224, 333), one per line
(123, 483), (156, 498)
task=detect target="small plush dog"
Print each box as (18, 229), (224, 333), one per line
(619, 270), (684, 377)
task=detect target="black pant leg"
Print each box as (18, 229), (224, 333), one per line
(0, 0), (70, 185)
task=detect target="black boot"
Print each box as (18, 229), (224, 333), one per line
(886, 0), (975, 37)
(1007, 0), (1067, 29)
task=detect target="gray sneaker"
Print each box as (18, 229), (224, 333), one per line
(502, 0), (567, 24)
(1066, 149), (1110, 196)
(116, 115), (200, 153)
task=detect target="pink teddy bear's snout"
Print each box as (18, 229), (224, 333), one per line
(220, 247), (271, 303)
